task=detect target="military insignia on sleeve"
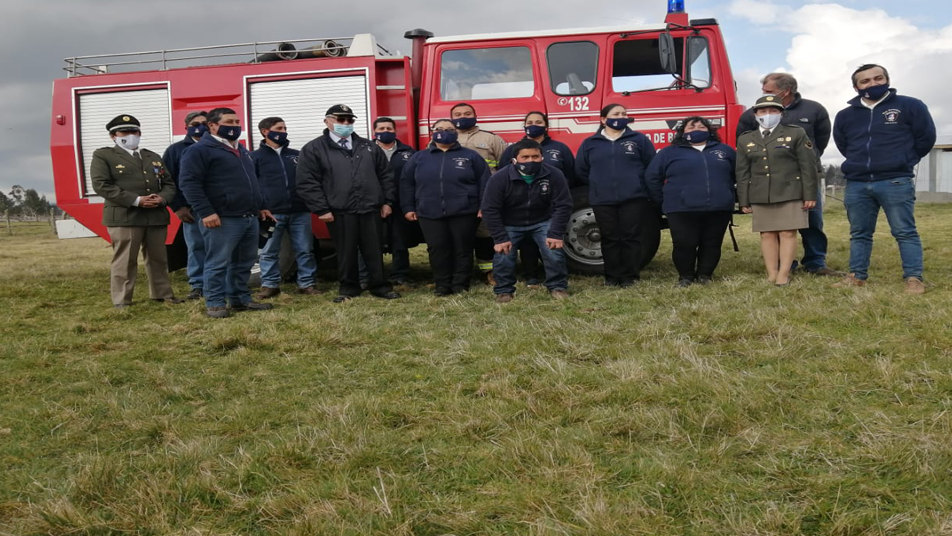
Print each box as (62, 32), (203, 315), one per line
(805, 140), (814, 149)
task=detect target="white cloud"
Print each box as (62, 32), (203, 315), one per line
(729, 1), (952, 161)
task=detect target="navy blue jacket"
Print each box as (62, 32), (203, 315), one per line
(399, 143), (490, 219)
(645, 141), (737, 214)
(161, 135), (198, 211)
(178, 133), (265, 219)
(499, 136), (577, 186)
(833, 89), (936, 182)
(251, 140), (306, 214)
(381, 139), (416, 208)
(575, 128), (657, 205)
(481, 164), (573, 244)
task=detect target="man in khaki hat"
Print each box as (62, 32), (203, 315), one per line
(90, 114), (183, 308)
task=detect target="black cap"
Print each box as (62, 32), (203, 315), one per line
(752, 95), (784, 110)
(106, 114), (141, 132)
(325, 104), (356, 118)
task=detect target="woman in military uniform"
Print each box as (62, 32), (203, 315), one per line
(90, 114), (182, 307)
(737, 96), (818, 286)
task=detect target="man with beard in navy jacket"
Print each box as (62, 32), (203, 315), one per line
(252, 117), (320, 299)
(179, 107), (275, 318)
(832, 64), (936, 294)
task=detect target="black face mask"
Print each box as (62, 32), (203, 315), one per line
(516, 161), (543, 176)
(525, 125), (547, 138)
(859, 84), (890, 101)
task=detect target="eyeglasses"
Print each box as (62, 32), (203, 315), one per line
(328, 116), (355, 124)
(188, 121), (207, 127)
(433, 128), (457, 133)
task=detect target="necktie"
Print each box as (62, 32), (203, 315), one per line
(338, 138), (349, 150)
(763, 129), (771, 139)
(133, 150), (142, 161)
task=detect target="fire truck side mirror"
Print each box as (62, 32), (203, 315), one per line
(658, 32), (678, 74)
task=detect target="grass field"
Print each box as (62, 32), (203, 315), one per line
(2, 203), (952, 535)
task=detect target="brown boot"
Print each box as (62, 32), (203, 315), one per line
(485, 271), (497, 286)
(904, 277), (925, 295)
(550, 289), (569, 300)
(832, 273), (866, 288)
(257, 286), (281, 299)
(495, 293), (513, 304)
(298, 286), (323, 295)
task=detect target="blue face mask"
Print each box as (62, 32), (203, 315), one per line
(605, 117), (630, 131)
(859, 83), (890, 101)
(267, 131), (288, 145)
(217, 124), (242, 141)
(332, 123), (354, 138)
(375, 132), (397, 144)
(452, 117), (477, 131)
(515, 161), (543, 176)
(187, 124), (207, 139)
(432, 130), (458, 145)
(525, 125), (547, 138)
(683, 130), (710, 144)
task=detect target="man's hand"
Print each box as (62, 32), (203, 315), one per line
(318, 212), (334, 223)
(477, 210), (483, 219)
(741, 206), (753, 214)
(140, 194), (162, 208)
(202, 214), (221, 228)
(803, 200), (816, 210)
(175, 206), (194, 223)
(380, 204), (392, 219)
(546, 238), (564, 250)
(405, 212), (418, 222)
(494, 241), (512, 255)
(259, 209), (275, 222)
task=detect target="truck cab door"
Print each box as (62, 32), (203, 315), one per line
(537, 37), (604, 152)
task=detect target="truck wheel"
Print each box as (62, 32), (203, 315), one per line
(563, 186), (661, 275)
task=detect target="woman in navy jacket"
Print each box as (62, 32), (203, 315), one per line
(499, 111), (576, 286)
(401, 119), (490, 295)
(646, 116), (736, 286)
(576, 103), (657, 286)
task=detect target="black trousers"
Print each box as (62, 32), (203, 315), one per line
(666, 210), (732, 279)
(593, 198), (651, 285)
(419, 215), (479, 292)
(327, 211), (393, 297)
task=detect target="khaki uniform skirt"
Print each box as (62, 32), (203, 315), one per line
(751, 200), (808, 232)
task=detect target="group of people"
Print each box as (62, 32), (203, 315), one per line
(88, 62), (936, 317)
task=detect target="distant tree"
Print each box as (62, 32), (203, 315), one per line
(7, 185), (25, 216)
(22, 189), (50, 220)
(0, 191), (11, 214)
(824, 165), (846, 188)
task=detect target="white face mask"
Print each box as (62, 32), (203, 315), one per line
(115, 134), (141, 150)
(756, 113), (781, 130)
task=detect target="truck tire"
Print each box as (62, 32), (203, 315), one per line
(563, 186), (661, 275)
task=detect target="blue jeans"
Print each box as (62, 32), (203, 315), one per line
(493, 221), (568, 295)
(259, 212), (317, 289)
(798, 186), (828, 271)
(183, 220), (206, 290)
(844, 177), (923, 281)
(200, 216), (260, 308)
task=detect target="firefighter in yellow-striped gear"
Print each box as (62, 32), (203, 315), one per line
(451, 102), (509, 285)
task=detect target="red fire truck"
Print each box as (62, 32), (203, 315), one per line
(50, 2), (743, 274)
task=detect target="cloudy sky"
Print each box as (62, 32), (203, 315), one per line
(2, 0), (950, 202)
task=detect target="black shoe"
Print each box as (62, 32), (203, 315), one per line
(359, 281), (369, 291)
(186, 288), (203, 300)
(434, 287), (452, 297)
(333, 295), (355, 303)
(391, 278), (409, 286)
(206, 306), (229, 318)
(696, 276), (713, 285)
(230, 301), (274, 312)
(152, 297), (185, 304)
(451, 285), (469, 294)
(374, 290), (401, 300)
(677, 278), (694, 288)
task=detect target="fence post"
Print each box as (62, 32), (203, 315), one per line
(5, 210), (10, 236)
(49, 208), (56, 234)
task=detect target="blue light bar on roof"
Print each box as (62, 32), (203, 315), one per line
(668, 0), (685, 13)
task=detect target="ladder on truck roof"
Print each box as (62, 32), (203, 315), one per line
(62, 35), (394, 77)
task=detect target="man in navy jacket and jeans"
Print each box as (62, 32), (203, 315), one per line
(179, 107), (275, 318)
(252, 117), (320, 298)
(832, 64), (936, 294)
(482, 139), (573, 303)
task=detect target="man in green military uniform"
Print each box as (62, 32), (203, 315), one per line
(90, 114), (183, 308)
(736, 95), (818, 286)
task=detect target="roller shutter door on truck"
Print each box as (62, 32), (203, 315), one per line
(248, 74), (370, 148)
(78, 87), (172, 197)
